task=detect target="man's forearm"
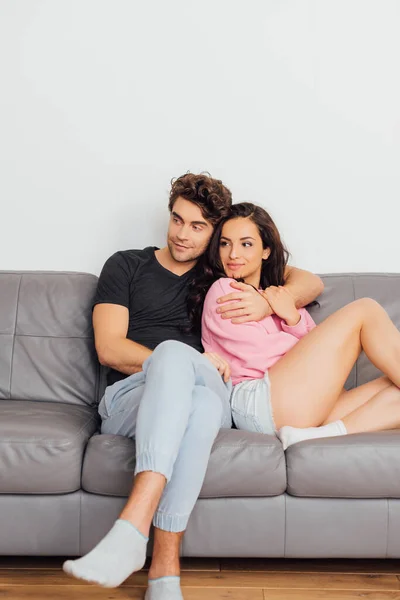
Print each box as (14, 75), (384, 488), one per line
(283, 266), (324, 308)
(97, 337), (152, 375)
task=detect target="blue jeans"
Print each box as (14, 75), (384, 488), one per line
(98, 340), (232, 532)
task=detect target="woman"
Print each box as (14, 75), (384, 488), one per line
(189, 203), (400, 449)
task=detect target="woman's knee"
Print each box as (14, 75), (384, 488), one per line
(345, 298), (383, 326)
(351, 297), (382, 314)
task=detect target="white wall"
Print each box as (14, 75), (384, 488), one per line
(1, 0), (399, 275)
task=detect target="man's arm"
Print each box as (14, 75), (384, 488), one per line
(216, 266), (324, 324)
(93, 304), (152, 374)
(283, 265), (324, 309)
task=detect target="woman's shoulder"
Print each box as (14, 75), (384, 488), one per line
(202, 278), (239, 329)
(206, 277), (236, 297)
(204, 277), (236, 309)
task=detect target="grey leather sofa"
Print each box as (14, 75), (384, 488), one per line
(1, 270), (400, 558)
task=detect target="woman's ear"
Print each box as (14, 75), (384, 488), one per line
(262, 247), (271, 261)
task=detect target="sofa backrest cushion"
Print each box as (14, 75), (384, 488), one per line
(1, 270), (399, 404)
(0, 271), (103, 406)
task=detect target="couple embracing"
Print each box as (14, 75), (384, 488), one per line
(64, 173), (400, 599)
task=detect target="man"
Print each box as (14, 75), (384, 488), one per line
(63, 173), (323, 599)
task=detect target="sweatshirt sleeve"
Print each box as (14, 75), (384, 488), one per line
(201, 278), (267, 359)
(280, 308), (317, 339)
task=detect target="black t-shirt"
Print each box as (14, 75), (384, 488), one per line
(93, 246), (203, 386)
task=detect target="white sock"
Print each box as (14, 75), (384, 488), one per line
(63, 519), (148, 588)
(278, 420), (347, 450)
(145, 576), (183, 600)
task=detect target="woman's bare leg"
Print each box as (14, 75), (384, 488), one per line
(323, 376), (392, 424)
(342, 383), (400, 433)
(278, 381), (400, 449)
(268, 298), (400, 430)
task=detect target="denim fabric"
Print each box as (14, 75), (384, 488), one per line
(98, 340), (232, 532)
(230, 371), (277, 436)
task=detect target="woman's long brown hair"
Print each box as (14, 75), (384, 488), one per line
(187, 202), (290, 331)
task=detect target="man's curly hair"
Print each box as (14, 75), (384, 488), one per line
(169, 172), (232, 225)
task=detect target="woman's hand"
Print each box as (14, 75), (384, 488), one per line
(203, 352), (231, 382)
(262, 286), (301, 326)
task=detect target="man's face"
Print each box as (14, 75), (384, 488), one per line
(167, 197), (213, 263)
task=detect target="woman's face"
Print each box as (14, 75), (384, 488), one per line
(219, 217), (270, 288)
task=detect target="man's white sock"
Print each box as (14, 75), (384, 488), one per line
(63, 519), (148, 588)
(145, 576), (183, 600)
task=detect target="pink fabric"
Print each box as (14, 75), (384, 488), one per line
(201, 278), (317, 385)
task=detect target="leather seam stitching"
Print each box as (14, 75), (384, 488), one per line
(284, 492), (287, 557)
(79, 491), (82, 556)
(10, 334), (93, 339)
(81, 489), (284, 498)
(8, 275), (22, 399)
(386, 498), (390, 558)
(351, 275), (357, 386)
(0, 415), (97, 445)
(286, 493), (396, 498)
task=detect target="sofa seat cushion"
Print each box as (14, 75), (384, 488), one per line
(82, 428), (286, 497)
(0, 400), (99, 494)
(286, 430), (400, 498)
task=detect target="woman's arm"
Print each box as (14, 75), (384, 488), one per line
(280, 308), (317, 339)
(202, 279), (266, 359)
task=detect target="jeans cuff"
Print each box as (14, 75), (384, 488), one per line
(134, 450), (174, 482)
(153, 509), (190, 533)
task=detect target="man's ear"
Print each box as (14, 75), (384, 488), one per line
(262, 248), (271, 260)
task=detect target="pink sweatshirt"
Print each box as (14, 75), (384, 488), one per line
(201, 278), (317, 385)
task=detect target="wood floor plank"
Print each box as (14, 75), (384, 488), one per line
(0, 586), (143, 599)
(1, 569), (400, 591)
(222, 559), (400, 574)
(3, 559), (400, 600)
(262, 591), (400, 599)
(177, 589), (263, 599)
(0, 569), (148, 587)
(179, 572), (400, 590)
(0, 586), (263, 600)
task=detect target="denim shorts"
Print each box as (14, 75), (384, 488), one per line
(230, 372), (277, 436)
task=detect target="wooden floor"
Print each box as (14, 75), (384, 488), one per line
(2, 556), (400, 599)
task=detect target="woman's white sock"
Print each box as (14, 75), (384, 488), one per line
(278, 420), (347, 450)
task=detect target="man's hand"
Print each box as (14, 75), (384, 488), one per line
(203, 352), (231, 382)
(216, 280), (273, 324)
(262, 286), (301, 326)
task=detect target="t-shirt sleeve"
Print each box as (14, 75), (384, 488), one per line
(92, 252), (132, 310)
(280, 308), (316, 339)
